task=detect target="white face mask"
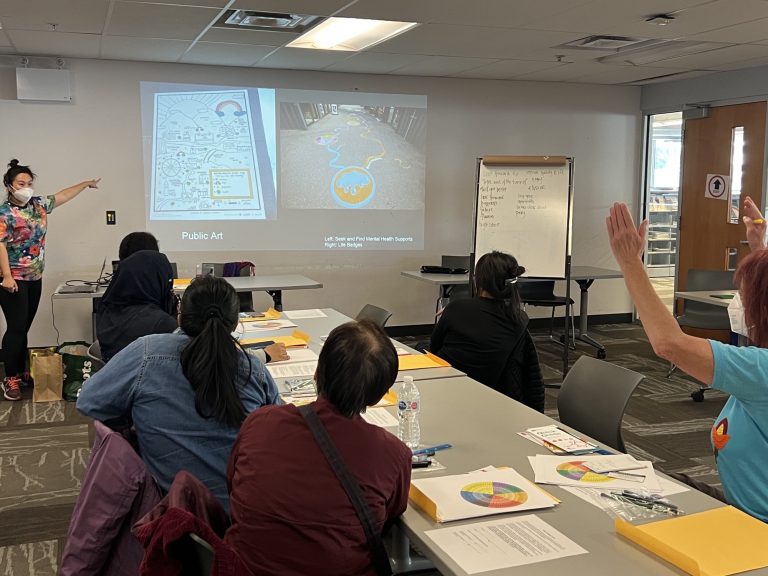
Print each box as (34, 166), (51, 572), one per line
(10, 186), (34, 205)
(727, 292), (750, 338)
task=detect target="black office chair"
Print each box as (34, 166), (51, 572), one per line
(669, 269), (733, 401)
(179, 533), (214, 576)
(518, 280), (575, 348)
(355, 304), (393, 328)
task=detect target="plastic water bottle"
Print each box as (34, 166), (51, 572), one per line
(398, 376), (421, 449)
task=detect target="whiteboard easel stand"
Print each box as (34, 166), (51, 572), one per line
(471, 156), (575, 377)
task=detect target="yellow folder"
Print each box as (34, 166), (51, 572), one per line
(241, 329), (310, 348)
(240, 308), (281, 322)
(616, 505), (768, 576)
(398, 352), (451, 371)
(172, 278), (193, 290)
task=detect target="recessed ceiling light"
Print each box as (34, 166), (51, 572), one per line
(646, 14), (676, 26)
(287, 17), (418, 51)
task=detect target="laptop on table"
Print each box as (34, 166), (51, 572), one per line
(58, 259), (107, 294)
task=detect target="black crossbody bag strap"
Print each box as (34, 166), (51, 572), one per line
(298, 404), (392, 576)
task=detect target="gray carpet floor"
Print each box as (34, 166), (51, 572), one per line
(0, 321), (726, 575)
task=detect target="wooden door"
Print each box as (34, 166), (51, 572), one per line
(677, 102), (766, 293)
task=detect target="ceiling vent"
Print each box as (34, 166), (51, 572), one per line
(560, 35), (648, 51)
(214, 10), (323, 33)
(599, 40), (728, 66)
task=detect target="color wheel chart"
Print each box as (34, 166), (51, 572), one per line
(460, 482), (528, 508)
(556, 461), (612, 483)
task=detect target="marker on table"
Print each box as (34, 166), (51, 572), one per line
(412, 443), (452, 456)
(753, 218), (765, 224)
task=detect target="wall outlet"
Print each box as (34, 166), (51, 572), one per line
(106, 210), (116, 225)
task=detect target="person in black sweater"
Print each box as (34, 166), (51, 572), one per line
(96, 250), (177, 362)
(430, 251), (544, 411)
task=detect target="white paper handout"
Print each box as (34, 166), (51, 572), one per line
(283, 309), (327, 319)
(581, 454), (644, 474)
(267, 361), (318, 379)
(530, 454), (662, 492)
(425, 515), (588, 574)
(411, 468), (557, 523)
(240, 319), (298, 332)
(362, 407), (399, 428)
(267, 348), (319, 365)
(526, 425), (596, 454)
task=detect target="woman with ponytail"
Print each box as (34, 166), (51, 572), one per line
(430, 251), (544, 411)
(77, 276), (280, 511)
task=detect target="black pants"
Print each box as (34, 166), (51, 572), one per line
(0, 279), (42, 377)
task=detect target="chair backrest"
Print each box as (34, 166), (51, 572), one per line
(557, 356), (644, 452)
(355, 304), (393, 328)
(200, 262), (225, 277)
(679, 269), (734, 328)
(184, 533), (215, 576)
(518, 280), (558, 302)
(87, 341), (105, 369)
(170, 262), (178, 279)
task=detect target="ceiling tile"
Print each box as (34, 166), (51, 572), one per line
(255, 47), (348, 70)
(392, 56), (498, 77)
(571, 64), (691, 84)
(118, 0), (231, 6)
(338, 0), (593, 28)
(524, 0), (765, 39)
(454, 59), (564, 79)
(708, 55), (768, 70)
(367, 24), (579, 59)
(0, 30), (12, 47)
(201, 27), (297, 47)
(231, 0), (351, 16)
(324, 52), (425, 74)
(107, 2), (220, 40)
(643, 43), (768, 69)
(180, 41), (275, 66)
(101, 36), (192, 62)
(6, 30), (100, 58)
(686, 17), (768, 43)
(0, 0), (108, 34)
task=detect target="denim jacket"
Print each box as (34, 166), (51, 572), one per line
(77, 330), (281, 512)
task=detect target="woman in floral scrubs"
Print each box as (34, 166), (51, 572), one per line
(0, 159), (100, 401)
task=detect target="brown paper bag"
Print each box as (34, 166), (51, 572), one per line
(31, 352), (63, 403)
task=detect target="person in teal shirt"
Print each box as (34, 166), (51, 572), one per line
(607, 202), (768, 522)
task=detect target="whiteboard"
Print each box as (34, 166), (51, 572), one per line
(473, 159), (572, 278)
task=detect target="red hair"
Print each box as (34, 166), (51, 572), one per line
(735, 250), (768, 347)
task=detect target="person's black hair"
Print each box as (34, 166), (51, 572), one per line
(179, 275), (249, 428)
(315, 319), (398, 418)
(474, 251), (525, 324)
(3, 159), (35, 189)
(119, 231), (159, 260)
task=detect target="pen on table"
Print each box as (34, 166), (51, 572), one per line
(412, 443), (452, 456)
(753, 218), (765, 224)
(412, 459), (432, 469)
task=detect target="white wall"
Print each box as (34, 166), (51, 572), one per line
(0, 59), (641, 345)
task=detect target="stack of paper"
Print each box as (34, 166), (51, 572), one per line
(525, 425), (597, 454)
(410, 468), (557, 523)
(616, 506), (768, 576)
(530, 454), (662, 492)
(266, 348), (319, 379)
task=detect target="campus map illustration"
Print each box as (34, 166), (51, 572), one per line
(150, 89), (269, 220)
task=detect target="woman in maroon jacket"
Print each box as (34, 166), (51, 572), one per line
(225, 319), (412, 576)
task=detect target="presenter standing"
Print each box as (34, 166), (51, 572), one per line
(0, 159), (100, 401)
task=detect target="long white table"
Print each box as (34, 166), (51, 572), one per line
(388, 375), (759, 575)
(402, 266), (623, 357)
(252, 308), (465, 385)
(674, 289), (735, 307)
(53, 274), (323, 339)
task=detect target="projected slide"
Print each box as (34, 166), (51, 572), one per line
(280, 103), (425, 210)
(141, 82), (425, 251)
(150, 89), (273, 221)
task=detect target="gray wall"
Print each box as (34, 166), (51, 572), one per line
(642, 64), (768, 112)
(0, 59), (642, 345)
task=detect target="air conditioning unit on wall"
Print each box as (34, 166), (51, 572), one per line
(16, 68), (71, 102)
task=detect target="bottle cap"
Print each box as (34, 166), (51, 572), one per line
(404, 375), (414, 384)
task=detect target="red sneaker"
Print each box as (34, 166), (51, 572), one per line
(2, 376), (22, 401)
